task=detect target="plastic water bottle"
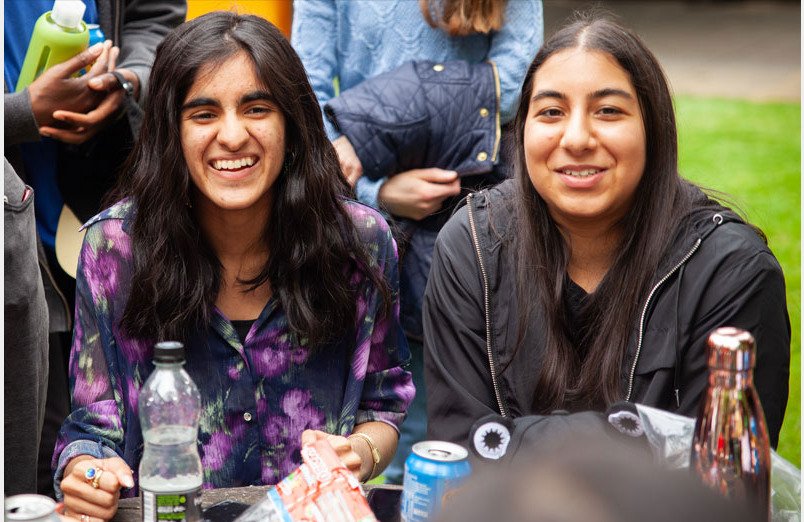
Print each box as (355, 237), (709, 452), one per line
(690, 327), (771, 522)
(139, 342), (203, 522)
(15, 0), (90, 92)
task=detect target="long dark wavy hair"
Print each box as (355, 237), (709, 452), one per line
(111, 12), (391, 346)
(511, 16), (708, 411)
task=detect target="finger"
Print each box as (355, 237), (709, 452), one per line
(419, 169), (459, 183)
(328, 439), (352, 455)
(53, 91), (124, 126)
(49, 42), (106, 78)
(87, 73), (117, 92)
(84, 41), (114, 79)
(63, 510), (107, 522)
(63, 494), (118, 521)
(62, 483), (118, 511)
(431, 179), (461, 199)
(101, 457), (135, 489)
(346, 169), (363, 186)
(108, 45), (120, 71)
(301, 429), (320, 446)
(340, 452), (361, 472)
(40, 126), (91, 145)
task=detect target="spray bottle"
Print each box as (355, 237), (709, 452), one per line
(15, 0), (89, 92)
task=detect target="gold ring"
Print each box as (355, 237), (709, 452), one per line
(91, 468), (104, 489)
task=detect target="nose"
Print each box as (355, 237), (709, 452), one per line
(216, 112), (249, 150)
(559, 111), (595, 154)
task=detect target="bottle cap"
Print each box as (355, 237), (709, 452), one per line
(153, 341), (186, 363)
(706, 327), (755, 371)
(51, 0), (86, 30)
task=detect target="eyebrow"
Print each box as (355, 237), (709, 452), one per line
(531, 88), (634, 102)
(181, 90), (276, 111)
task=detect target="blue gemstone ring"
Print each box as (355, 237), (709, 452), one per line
(84, 467), (103, 488)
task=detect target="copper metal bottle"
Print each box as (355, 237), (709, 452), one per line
(690, 327), (771, 522)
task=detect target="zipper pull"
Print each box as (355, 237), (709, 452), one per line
(674, 388), (680, 408)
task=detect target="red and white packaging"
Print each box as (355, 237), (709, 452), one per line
(235, 440), (378, 522)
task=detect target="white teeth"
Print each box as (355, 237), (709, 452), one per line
(213, 157), (255, 170)
(563, 169), (600, 178)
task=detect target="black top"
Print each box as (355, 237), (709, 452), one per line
(231, 320), (256, 343)
(564, 278), (590, 356)
(423, 179), (790, 450)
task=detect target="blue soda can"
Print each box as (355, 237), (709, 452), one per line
(80, 24), (106, 76)
(400, 440), (472, 522)
(87, 24), (106, 47)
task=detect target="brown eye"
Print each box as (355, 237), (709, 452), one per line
(538, 108), (563, 118)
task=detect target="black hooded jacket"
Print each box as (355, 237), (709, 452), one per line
(424, 179), (790, 450)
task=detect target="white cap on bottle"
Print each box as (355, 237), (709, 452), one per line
(51, 0), (86, 29)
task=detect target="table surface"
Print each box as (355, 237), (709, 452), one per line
(114, 484), (402, 522)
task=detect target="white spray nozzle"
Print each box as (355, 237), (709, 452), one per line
(51, 0), (86, 30)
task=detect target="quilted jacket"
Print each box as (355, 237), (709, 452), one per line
(324, 60), (502, 181)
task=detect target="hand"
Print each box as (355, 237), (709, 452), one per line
(60, 455), (134, 522)
(301, 429), (365, 481)
(27, 41), (113, 130)
(378, 168), (461, 220)
(332, 136), (363, 186)
(40, 48), (135, 145)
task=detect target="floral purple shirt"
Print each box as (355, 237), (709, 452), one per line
(53, 199), (414, 497)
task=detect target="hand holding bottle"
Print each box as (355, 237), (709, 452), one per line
(39, 42), (137, 145)
(26, 40), (112, 130)
(59, 454), (134, 522)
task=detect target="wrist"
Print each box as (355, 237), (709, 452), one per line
(64, 454), (93, 477)
(348, 432), (380, 482)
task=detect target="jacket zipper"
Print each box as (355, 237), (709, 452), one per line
(466, 193), (507, 417)
(625, 238), (702, 401)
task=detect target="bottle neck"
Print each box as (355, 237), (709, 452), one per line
(153, 361), (185, 368)
(709, 368), (753, 389)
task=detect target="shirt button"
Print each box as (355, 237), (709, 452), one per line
(477, 151), (488, 162)
(479, 107), (489, 118)
(433, 64), (445, 72)
(243, 412), (253, 422)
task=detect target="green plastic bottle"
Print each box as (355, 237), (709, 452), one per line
(15, 0), (89, 92)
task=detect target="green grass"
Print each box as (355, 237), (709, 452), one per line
(675, 96), (800, 466)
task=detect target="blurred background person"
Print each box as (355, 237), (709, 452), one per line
(4, 158), (49, 495)
(4, 0), (186, 496)
(435, 435), (754, 522)
(292, 0), (543, 484)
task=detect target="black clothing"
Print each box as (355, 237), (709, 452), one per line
(424, 179), (790, 452)
(232, 319), (257, 344)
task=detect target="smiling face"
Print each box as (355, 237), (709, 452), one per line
(523, 48), (646, 229)
(180, 51), (286, 215)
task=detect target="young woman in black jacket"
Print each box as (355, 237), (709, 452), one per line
(423, 16), (790, 452)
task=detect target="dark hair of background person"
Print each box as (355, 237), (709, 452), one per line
(435, 436), (754, 522)
(107, 12), (392, 346)
(419, 0), (507, 36)
(509, 14), (733, 412)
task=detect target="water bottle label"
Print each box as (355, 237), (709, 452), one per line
(141, 486), (202, 522)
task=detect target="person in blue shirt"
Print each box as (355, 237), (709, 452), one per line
(291, 0), (543, 483)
